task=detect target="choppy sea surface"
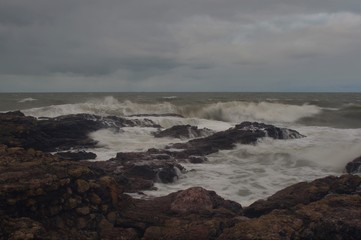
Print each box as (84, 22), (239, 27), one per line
(1, 92), (361, 205)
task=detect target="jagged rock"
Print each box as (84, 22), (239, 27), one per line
(219, 193), (361, 240)
(169, 121), (305, 156)
(1, 145), (360, 239)
(153, 125), (213, 139)
(56, 151), (97, 160)
(346, 155), (361, 173)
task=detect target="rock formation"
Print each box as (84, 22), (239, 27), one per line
(0, 111), (360, 239)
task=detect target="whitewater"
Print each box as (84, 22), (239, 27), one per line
(1, 92), (361, 205)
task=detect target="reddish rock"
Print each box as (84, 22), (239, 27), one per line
(170, 187), (215, 214)
(0, 145), (122, 238)
(243, 174), (361, 218)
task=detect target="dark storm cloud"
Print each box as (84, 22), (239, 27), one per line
(0, 0), (360, 91)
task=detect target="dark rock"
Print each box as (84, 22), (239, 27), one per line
(129, 113), (184, 118)
(157, 165), (180, 183)
(153, 125), (213, 139)
(0, 112), (160, 152)
(126, 165), (157, 180)
(90, 157), (185, 192)
(219, 193), (361, 240)
(188, 155), (207, 163)
(168, 121), (305, 157)
(1, 143), (361, 239)
(243, 174), (361, 218)
(0, 144), (122, 238)
(346, 155), (361, 173)
(56, 151), (97, 160)
(99, 122), (304, 192)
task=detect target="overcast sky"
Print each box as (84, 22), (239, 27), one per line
(0, 0), (360, 92)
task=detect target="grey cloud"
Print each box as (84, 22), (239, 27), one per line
(0, 0), (360, 91)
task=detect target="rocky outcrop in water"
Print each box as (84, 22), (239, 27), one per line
(0, 111), (160, 152)
(168, 121), (305, 157)
(153, 124), (213, 139)
(55, 151), (97, 160)
(346, 155), (361, 174)
(91, 150), (186, 192)
(95, 121), (305, 192)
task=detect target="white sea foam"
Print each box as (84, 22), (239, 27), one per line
(162, 96), (178, 99)
(190, 101), (321, 123)
(89, 127), (187, 161)
(18, 97), (37, 103)
(140, 126), (361, 206)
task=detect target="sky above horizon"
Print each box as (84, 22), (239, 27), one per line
(0, 0), (360, 92)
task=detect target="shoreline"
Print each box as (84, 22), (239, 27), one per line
(1, 111), (360, 239)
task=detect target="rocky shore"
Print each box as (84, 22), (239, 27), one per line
(1, 111), (360, 239)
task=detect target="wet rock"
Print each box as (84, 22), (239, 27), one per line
(243, 174), (361, 218)
(0, 112), (160, 152)
(157, 165), (180, 183)
(346, 155), (361, 173)
(169, 121), (305, 157)
(91, 154), (186, 192)
(56, 151), (97, 160)
(153, 125), (213, 139)
(236, 121), (305, 139)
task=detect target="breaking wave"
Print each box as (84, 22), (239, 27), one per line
(18, 97), (37, 103)
(23, 96), (321, 124)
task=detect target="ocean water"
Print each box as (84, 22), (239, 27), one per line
(1, 92), (361, 205)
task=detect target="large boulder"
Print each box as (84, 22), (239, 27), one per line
(55, 151), (97, 160)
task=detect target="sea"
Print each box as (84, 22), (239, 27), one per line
(1, 92), (361, 206)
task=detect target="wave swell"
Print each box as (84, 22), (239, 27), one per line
(22, 96), (321, 124)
